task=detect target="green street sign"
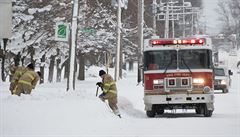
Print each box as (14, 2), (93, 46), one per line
(80, 28), (96, 35)
(57, 24), (67, 38)
(55, 22), (69, 41)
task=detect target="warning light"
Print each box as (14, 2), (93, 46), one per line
(199, 39), (204, 44)
(191, 39), (196, 44)
(178, 40), (182, 44)
(173, 40), (178, 44)
(150, 39), (175, 45)
(182, 40), (187, 44)
(150, 38), (205, 46)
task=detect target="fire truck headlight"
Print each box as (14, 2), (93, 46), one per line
(203, 86), (211, 93)
(153, 79), (164, 85)
(193, 78), (204, 84)
(220, 80), (226, 85)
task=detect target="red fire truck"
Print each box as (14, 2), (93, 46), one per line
(143, 36), (214, 117)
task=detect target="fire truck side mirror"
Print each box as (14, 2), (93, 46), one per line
(139, 64), (144, 69)
(228, 70), (233, 76)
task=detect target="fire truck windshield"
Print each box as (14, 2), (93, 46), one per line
(178, 49), (211, 69)
(144, 49), (212, 71)
(144, 50), (177, 70)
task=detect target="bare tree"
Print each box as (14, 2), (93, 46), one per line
(216, 0), (240, 35)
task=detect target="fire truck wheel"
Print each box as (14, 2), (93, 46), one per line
(203, 104), (213, 117)
(222, 88), (229, 93)
(195, 107), (202, 114)
(146, 110), (156, 117)
(156, 109), (164, 115)
(222, 88), (228, 93)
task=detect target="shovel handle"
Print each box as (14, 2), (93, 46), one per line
(96, 86), (99, 97)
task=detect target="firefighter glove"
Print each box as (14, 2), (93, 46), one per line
(96, 82), (103, 87)
(9, 83), (15, 91)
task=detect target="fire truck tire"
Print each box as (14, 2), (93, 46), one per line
(222, 88), (229, 93)
(203, 104), (213, 117)
(156, 109), (164, 115)
(146, 110), (156, 117)
(195, 107), (202, 114)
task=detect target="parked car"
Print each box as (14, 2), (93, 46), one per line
(214, 67), (233, 93)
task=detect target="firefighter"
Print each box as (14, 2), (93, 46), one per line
(9, 65), (28, 94)
(96, 70), (121, 118)
(14, 64), (41, 96)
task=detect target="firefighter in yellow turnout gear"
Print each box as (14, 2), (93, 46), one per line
(15, 70), (40, 96)
(97, 70), (121, 118)
(11, 63), (41, 96)
(9, 64), (31, 94)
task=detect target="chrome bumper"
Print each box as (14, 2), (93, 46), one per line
(144, 93), (214, 104)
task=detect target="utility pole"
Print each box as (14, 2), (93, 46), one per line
(68, 0), (79, 91)
(137, 0), (144, 83)
(196, 13), (200, 34)
(0, 0), (12, 82)
(164, 3), (169, 38)
(83, 0), (87, 26)
(114, 0), (122, 81)
(152, 0), (157, 35)
(154, 1), (199, 38)
(191, 11), (194, 35)
(191, 7), (199, 35)
(171, 1), (175, 38)
(182, 0), (185, 37)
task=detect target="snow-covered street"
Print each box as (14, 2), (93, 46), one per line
(1, 51), (240, 137)
(1, 0), (240, 136)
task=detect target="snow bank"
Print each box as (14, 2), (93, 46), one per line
(1, 56), (240, 137)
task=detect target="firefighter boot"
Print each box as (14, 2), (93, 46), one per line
(113, 109), (121, 118)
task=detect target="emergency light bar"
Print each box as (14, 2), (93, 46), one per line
(150, 38), (205, 46)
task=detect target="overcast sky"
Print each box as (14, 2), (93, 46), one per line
(202, 0), (221, 35)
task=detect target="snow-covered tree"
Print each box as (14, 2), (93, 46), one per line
(217, 0), (240, 35)
(3, 0), (156, 82)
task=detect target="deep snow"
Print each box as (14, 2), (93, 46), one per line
(1, 50), (240, 137)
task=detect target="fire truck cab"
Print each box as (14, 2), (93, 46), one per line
(143, 36), (214, 117)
